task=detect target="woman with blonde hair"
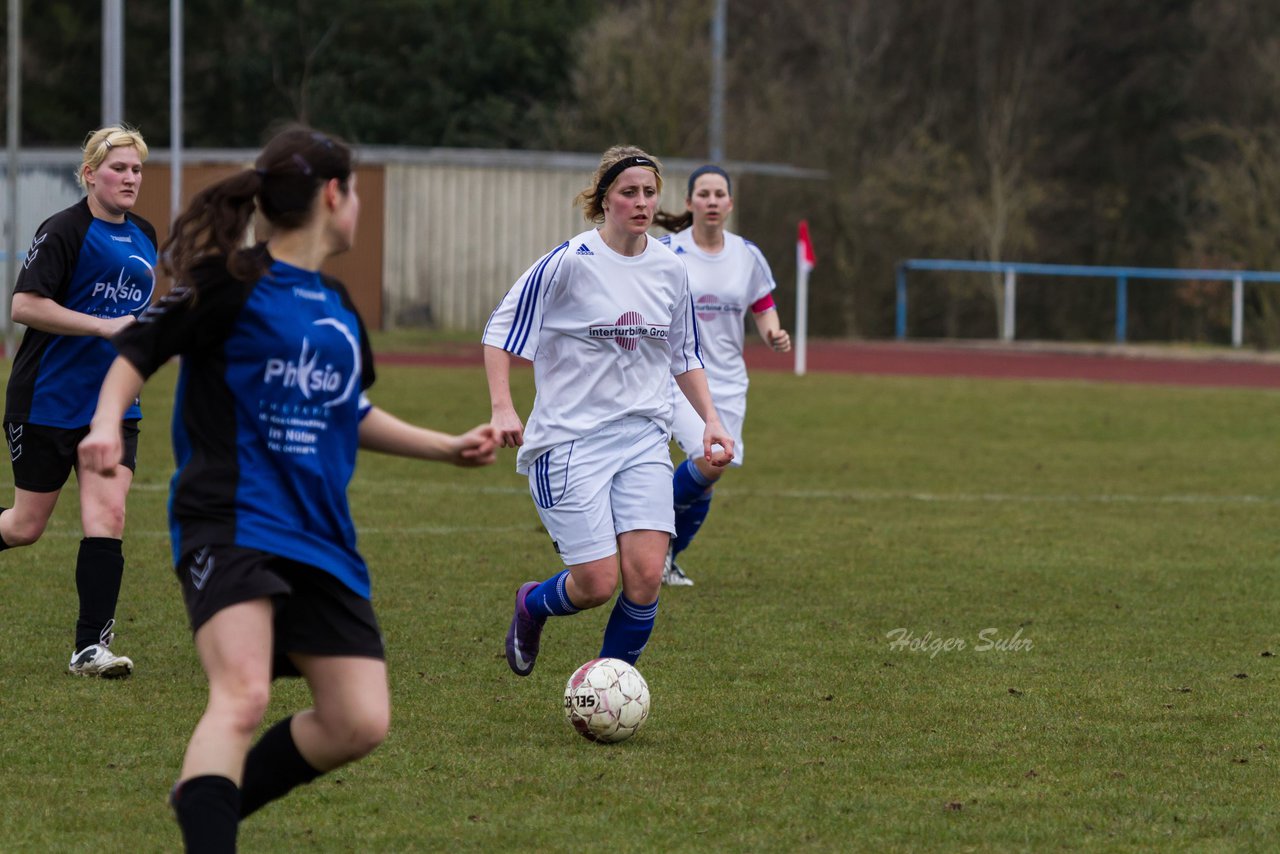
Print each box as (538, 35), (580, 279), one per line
(2, 125), (155, 677)
(484, 144), (733, 679)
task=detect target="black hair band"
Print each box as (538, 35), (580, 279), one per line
(688, 164), (731, 197)
(595, 155), (658, 204)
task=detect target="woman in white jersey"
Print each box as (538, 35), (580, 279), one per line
(484, 145), (733, 678)
(654, 165), (791, 586)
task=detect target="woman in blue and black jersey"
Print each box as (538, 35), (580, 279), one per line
(79, 125), (498, 853)
(2, 125), (157, 678)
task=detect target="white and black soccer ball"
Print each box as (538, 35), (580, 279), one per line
(563, 657), (651, 743)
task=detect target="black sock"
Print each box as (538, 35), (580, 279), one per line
(240, 716), (323, 818)
(170, 775), (240, 854)
(74, 537), (124, 651)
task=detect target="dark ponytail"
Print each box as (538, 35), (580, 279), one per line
(161, 124), (353, 286)
(653, 210), (693, 233)
(161, 170), (263, 286)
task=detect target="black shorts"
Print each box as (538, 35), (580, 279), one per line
(6, 419), (140, 493)
(175, 544), (385, 679)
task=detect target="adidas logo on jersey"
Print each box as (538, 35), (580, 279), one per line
(674, 246), (687, 254)
(575, 244), (594, 256)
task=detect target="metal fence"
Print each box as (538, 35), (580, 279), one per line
(895, 258), (1280, 347)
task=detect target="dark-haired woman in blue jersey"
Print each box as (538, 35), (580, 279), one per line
(79, 125), (498, 853)
(2, 125), (157, 678)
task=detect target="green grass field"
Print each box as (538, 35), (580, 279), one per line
(2, 359), (1279, 852)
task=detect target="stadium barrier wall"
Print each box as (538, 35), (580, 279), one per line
(5, 148), (822, 332)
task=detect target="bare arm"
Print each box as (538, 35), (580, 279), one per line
(484, 344), (525, 448)
(674, 368), (735, 467)
(358, 407), (498, 467)
(77, 357), (147, 476)
(13, 291), (136, 338)
(753, 307), (791, 352)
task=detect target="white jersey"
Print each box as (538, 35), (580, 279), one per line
(659, 229), (776, 402)
(483, 228), (704, 473)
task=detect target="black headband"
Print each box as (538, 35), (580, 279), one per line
(595, 155), (659, 204)
(688, 164), (731, 197)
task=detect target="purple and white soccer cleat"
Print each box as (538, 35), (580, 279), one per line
(505, 581), (545, 676)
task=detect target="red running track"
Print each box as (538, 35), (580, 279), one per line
(377, 340), (1280, 390)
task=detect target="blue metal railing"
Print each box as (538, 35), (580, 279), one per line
(894, 259), (1280, 347)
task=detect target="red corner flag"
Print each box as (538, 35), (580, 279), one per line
(795, 221), (814, 376)
(797, 220), (816, 273)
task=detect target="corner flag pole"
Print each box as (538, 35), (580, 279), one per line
(5, 0), (21, 359)
(795, 220), (815, 376)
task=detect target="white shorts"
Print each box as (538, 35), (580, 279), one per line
(670, 385), (746, 467)
(527, 416), (675, 566)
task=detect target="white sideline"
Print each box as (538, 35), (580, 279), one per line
(124, 480), (1280, 506)
(21, 524), (537, 539)
(22, 483), (1275, 541)
(348, 482), (1280, 506)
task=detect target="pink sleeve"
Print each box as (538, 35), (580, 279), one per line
(750, 294), (776, 314)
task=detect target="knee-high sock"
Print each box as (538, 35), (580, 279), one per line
(240, 716), (322, 819)
(672, 458), (711, 508)
(170, 775), (240, 854)
(525, 570), (582, 620)
(672, 490), (713, 557)
(599, 594), (658, 664)
(75, 537), (124, 650)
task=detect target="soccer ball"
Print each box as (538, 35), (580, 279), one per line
(563, 657), (651, 743)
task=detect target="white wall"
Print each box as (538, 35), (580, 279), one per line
(374, 147), (708, 330)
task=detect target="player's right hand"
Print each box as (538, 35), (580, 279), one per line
(77, 424), (123, 477)
(490, 407), (525, 448)
(100, 314), (137, 339)
(453, 424), (499, 467)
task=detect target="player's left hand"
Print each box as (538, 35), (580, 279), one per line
(767, 328), (791, 352)
(703, 422), (735, 468)
(453, 424), (499, 467)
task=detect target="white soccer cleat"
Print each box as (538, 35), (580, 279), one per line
(68, 619), (134, 679)
(661, 548), (694, 587)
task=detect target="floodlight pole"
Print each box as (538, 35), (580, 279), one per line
(170, 0), (183, 224)
(709, 0), (726, 163)
(102, 0), (124, 125)
(5, 0), (21, 357)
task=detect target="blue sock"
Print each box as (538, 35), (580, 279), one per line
(525, 570), (582, 620)
(672, 459), (711, 509)
(599, 593), (658, 665)
(672, 490), (713, 557)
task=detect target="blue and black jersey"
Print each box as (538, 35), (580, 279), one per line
(5, 198), (157, 428)
(112, 247), (379, 598)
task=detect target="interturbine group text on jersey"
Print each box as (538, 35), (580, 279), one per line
(587, 322), (670, 342)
